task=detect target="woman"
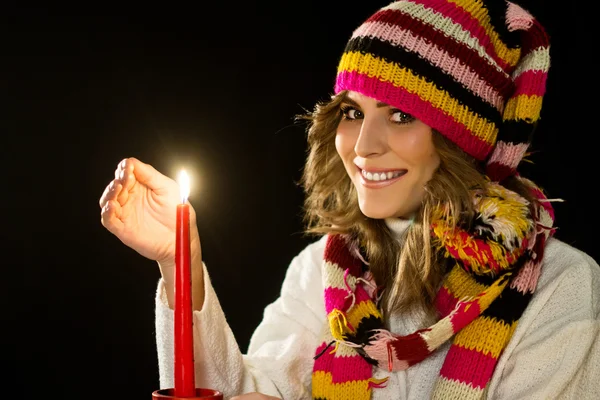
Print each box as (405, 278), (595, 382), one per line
(99, 0), (599, 399)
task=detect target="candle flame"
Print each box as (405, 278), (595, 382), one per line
(178, 170), (190, 203)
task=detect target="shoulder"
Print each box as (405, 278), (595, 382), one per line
(531, 237), (600, 318)
(279, 235), (328, 294)
(489, 237), (600, 398)
(292, 234), (328, 269)
(538, 238), (600, 293)
(542, 237), (598, 272)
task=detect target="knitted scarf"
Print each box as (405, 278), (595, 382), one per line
(311, 178), (555, 399)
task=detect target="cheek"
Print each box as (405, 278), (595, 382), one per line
(334, 133), (343, 156)
(428, 151), (441, 174)
(335, 128), (356, 160)
(389, 129), (436, 166)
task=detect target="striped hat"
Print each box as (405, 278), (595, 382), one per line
(334, 0), (550, 182)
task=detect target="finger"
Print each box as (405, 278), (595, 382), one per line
(100, 199), (124, 235)
(114, 158), (127, 180)
(116, 162), (136, 205)
(120, 160), (136, 191)
(116, 182), (129, 206)
(128, 157), (170, 191)
(99, 179), (122, 209)
(99, 181), (112, 209)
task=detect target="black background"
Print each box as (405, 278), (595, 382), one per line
(2, 1), (594, 399)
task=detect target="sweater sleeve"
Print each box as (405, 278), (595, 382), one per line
(489, 243), (600, 400)
(155, 236), (327, 399)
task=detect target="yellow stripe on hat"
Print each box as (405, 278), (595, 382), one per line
(338, 51), (499, 145)
(503, 94), (543, 122)
(382, 0), (509, 75)
(448, 0), (521, 68)
(453, 317), (518, 358)
(312, 371), (372, 400)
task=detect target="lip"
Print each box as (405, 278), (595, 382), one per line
(356, 165), (407, 189)
(356, 165), (404, 173)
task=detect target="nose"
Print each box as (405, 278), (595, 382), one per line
(354, 115), (387, 158)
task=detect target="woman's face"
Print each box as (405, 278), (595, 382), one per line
(335, 91), (440, 219)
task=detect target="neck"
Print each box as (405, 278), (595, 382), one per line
(384, 217), (412, 241)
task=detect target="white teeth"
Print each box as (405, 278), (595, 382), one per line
(361, 169), (404, 182)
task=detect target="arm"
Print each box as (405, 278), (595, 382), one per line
(155, 236), (327, 399)
(488, 245), (600, 399)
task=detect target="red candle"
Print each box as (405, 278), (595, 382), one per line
(174, 170), (196, 397)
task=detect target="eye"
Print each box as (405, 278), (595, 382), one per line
(390, 109), (415, 125)
(341, 106), (364, 120)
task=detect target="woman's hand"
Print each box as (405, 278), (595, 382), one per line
(99, 157), (192, 265)
(99, 157), (204, 308)
(230, 393), (281, 400)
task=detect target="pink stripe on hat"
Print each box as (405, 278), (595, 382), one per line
(512, 70), (548, 97)
(335, 70), (494, 160)
(408, 0), (513, 71)
(352, 20), (505, 110)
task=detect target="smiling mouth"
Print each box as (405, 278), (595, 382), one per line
(359, 168), (408, 182)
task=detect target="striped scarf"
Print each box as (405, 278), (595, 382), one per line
(311, 178), (555, 399)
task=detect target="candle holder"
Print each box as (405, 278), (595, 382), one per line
(152, 388), (223, 399)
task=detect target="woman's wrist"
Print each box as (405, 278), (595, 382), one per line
(158, 231), (203, 310)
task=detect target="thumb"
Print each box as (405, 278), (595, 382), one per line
(127, 157), (171, 191)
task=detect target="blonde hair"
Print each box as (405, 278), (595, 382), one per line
(297, 92), (536, 318)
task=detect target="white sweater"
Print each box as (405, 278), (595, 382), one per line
(155, 220), (600, 399)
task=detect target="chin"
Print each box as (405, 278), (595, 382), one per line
(359, 204), (399, 220)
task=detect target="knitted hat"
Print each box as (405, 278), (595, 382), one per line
(334, 0), (550, 182)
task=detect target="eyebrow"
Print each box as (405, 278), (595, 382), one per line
(341, 96), (391, 108)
